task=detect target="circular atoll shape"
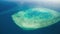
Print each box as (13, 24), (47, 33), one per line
(12, 8), (60, 30)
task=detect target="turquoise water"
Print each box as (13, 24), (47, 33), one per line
(24, 11), (52, 19)
(12, 8), (60, 31)
(0, 1), (60, 34)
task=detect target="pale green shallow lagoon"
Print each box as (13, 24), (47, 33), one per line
(12, 8), (60, 30)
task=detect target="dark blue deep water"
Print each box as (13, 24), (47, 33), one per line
(0, 1), (60, 34)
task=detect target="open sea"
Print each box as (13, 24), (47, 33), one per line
(0, 0), (60, 34)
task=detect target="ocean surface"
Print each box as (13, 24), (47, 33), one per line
(0, 1), (60, 34)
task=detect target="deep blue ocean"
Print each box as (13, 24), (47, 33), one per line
(0, 1), (60, 34)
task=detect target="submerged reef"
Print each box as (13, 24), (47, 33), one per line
(12, 8), (60, 30)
